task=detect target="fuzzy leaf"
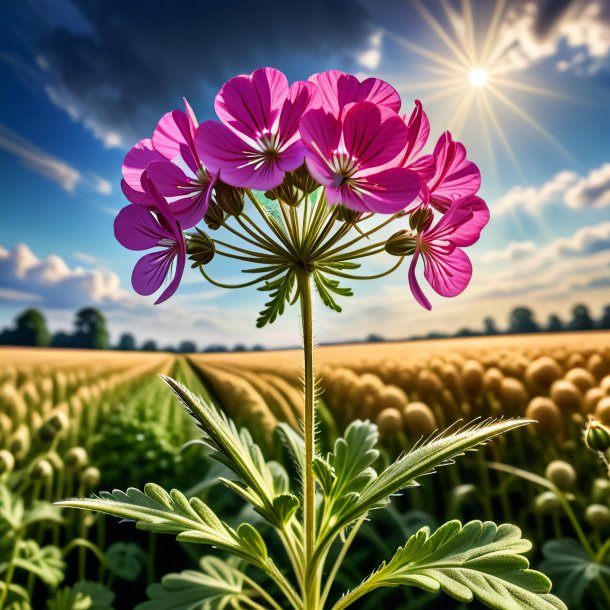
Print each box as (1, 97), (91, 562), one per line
(8, 540), (65, 587)
(47, 581), (115, 610)
(312, 270), (352, 313)
(105, 542), (146, 582)
(56, 484), (264, 566)
(256, 270), (295, 327)
(276, 423), (305, 475)
(160, 376), (293, 530)
(334, 521), (566, 610)
(540, 538), (610, 605)
(136, 556), (244, 610)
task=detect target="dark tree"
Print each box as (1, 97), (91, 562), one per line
(546, 314), (564, 333)
(72, 307), (109, 349)
(203, 344), (228, 353)
(483, 317), (499, 335)
(366, 333), (385, 342)
(233, 344), (247, 352)
(50, 331), (74, 348)
(178, 340), (197, 353)
(141, 339), (158, 352)
(0, 309), (50, 347)
(599, 305), (610, 330)
(251, 344), (265, 351)
(455, 327), (475, 337)
(508, 306), (540, 334)
(569, 303), (594, 331)
(117, 332), (137, 351)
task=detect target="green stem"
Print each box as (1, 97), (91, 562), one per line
(239, 213), (290, 257)
(0, 533), (22, 608)
(298, 268), (317, 609)
(319, 517), (365, 608)
(220, 218), (282, 254)
(264, 559), (303, 610)
(240, 571), (286, 610)
(246, 190), (294, 253)
(199, 265), (285, 290)
(319, 257), (405, 281)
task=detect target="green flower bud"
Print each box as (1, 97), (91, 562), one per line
(585, 503), (610, 528)
(39, 410), (69, 442)
(204, 204), (225, 230)
(534, 490), (561, 515)
(0, 449), (15, 474)
(545, 460), (576, 491)
(64, 446), (89, 470)
(335, 205), (361, 225)
(385, 230), (417, 257)
(29, 459), (53, 481)
(409, 207), (433, 232)
(592, 478), (610, 503)
(80, 466), (101, 488)
(214, 180), (244, 216)
(187, 227), (215, 268)
(585, 418), (610, 452)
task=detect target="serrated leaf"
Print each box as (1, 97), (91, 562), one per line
(56, 484), (263, 566)
(160, 377), (293, 530)
(105, 542), (146, 582)
(312, 457), (335, 495)
(540, 538), (610, 605)
(136, 556), (244, 610)
(334, 521), (567, 610)
(256, 270), (295, 327)
(276, 423), (305, 476)
(47, 581), (115, 610)
(313, 270), (353, 313)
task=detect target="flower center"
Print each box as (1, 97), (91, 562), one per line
(329, 149), (358, 187)
(157, 237), (177, 248)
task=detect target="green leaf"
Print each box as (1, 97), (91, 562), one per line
(47, 581), (115, 610)
(276, 422), (305, 475)
(9, 540), (65, 587)
(334, 521), (567, 610)
(56, 484), (264, 566)
(136, 556), (245, 610)
(256, 270), (296, 327)
(540, 538), (610, 605)
(271, 494), (300, 525)
(161, 376), (292, 530)
(0, 485), (64, 536)
(312, 270), (353, 313)
(236, 523), (268, 561)
(105, 542), (146, 582)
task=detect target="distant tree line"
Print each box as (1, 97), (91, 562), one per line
(0, 307), (266, 353)
(369, 302), (610, 343)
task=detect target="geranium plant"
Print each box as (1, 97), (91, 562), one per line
(59, 68), (566, 610)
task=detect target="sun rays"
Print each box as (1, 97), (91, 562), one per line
(384, 0), (574, 176)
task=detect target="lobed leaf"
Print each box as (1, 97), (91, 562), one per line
(256, 270), (296, 328)
(334, 520), (567, 610)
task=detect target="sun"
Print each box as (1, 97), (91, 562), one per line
(469, 67), (488, 88)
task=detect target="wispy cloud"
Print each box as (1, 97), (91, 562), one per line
(0, 124), (113, 195)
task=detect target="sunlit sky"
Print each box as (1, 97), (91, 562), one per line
(1, 0), (610, 348)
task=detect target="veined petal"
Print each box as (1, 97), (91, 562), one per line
(114, 204), (169, 251)
(400, 100), (430, 166)
(408, 248), (432, 310)
(121, 179), (154, 206)
(301, 108), (342, 183)
(428, 196), (489, 246)
(146, 160), (193, 197)
(152, 109), (191, 160)
(343, 102), (407, 169)
(155, 240), (186, 304)
(196, 121), (283, 190)
(277, 140), (307, 173)
(122, 139), (165, 191)
(333, 167), (420, 214)
(132, 249), (175, 296)
(423, 245), (472, 298)
(170, 174), (217, 229)
(278, 80), (321, 147)
(357, 76), (401, 112)
(215, 67), (289, 139)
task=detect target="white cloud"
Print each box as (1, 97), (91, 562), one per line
(357, 31), (383, 70)
(0, 243), (129, 309)
(498, 0), (610, 74)
(0, 124), (81, 192)
(0, 123), (113, 196)
(480, 241), (536, 264)
(494, 170), (579, 215)
(564, 162), (610, 209)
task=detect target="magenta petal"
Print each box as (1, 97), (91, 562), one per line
(343, 167), (421, 214)
(197, 121), (283, 190)
(152, 110), (190, 159)
(114, 204), (168, 251)
(215, 67), (288, 139)
(408, 249), (432, 310)
(423, 245), (472, 298)
(155, 243), (185, 304)
(146, 160), (192, 197)
(432, 196), (490, 247)
(122, 139), (165, 191)
(170, 174), (216, 229)
(400, 100), (430, 165)
(343, 102), (407, 168)
(357, 77), (401, 112)
(277, 140), (307, 173)
(132, 249), (174, 296)
(121, 179), (154, 206)
(278, 81), (321, 146)
(301, 108), (342, 162)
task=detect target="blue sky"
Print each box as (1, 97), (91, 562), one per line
(1, 0), (610, 348)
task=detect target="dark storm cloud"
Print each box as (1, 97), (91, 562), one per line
(12, 0), (376, 146)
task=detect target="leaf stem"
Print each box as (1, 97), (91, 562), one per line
(319, 257), (405, 281)
(199, 266), (285, 290)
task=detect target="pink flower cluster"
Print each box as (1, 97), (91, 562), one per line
(114, 67), (488, 308)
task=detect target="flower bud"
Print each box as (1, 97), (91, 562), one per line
(204, 204), (225, 230)
(0, 449), (15, 474)
(545, 460), (576, 491)
(29, 459), (53, 481)
(385, 230), (417, 257)
(584, 418), (610, 452)
(39, 410), (69, 442)
(187, 227), (215, 268)
(214, 180), (244, 216)
(376, 407), (403, 437)
(80, 466), (101, 488)
(291, 164), (318, 196)
(592, 478), (610, 503)
(585, 504), (610, 528)
(535, 490), (561, 515)
(409, 207), (433, 232)
(335, 205), (361, 225)
(64, 446), (89, 470)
